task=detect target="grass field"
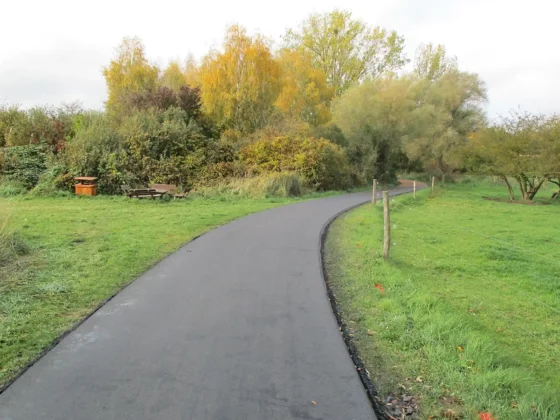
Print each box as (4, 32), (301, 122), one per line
(325, 181), (560, 419)
(0, 193), (318, 390)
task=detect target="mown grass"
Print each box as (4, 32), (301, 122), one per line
(325, 181), (560, 419)
(0, 192), (327, 389)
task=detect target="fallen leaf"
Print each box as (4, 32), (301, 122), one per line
(311, 401), (317, 405)
(415, 376), (423, 382)
(374, 283), (385, 294)
(457, 346), (464, 352)
(367, 330), (377, 336)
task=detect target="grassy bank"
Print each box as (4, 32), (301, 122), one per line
(324, 181), (560, 419)
(0, 192), (321, 389)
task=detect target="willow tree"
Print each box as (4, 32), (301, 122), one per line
(405, 69), (487, 176)
(333, 76), (418, 183)
(198, 25), (281, 132)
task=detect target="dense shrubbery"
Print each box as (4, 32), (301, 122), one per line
(0, 145), (48, 188)
(241, 136), (351, 190)
(0, 103), (79, 150)
(192, 172), (305, 198)
(5, 10), (552, 199)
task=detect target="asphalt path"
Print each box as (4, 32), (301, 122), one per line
(0, 186), (413, 420)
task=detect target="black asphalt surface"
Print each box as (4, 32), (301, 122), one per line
(0, 187), (412, 420)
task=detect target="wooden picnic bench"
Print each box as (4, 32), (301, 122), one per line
(150, 184), (186, 199)
(121, 184), (186, 199)
(121, 185), (163, 199)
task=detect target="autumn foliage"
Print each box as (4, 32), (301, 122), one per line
(1, 9), (531, 197)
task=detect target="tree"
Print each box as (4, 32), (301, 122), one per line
(103, 37), (159, 118)
(198, 25), (281, 132)
(275, 49), (333, 125)
(404, 70), (487, 176)
(413, 43), (457, 81)
(333, 76), (417, 183)
(184, 54), (200, 88)
(284, 10), (407, 96)
(466, 112), (560, 200)
(160, 61), (187, 91)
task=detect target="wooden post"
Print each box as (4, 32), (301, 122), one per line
(383, 191), (390, 260)
(431, 176), (435, 192)
(372, 179), (377, 204)
(413, 180), (416, 199)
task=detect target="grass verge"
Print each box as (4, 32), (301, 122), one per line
(0, 192), (332, 390)
(324, 181), (560, 419)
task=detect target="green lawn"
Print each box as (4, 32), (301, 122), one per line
(0, 193), (308, 390)
(325, 181), (560, 419)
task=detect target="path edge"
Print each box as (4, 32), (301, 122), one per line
(318, 188), (413, 420)
(0, 228), (211, 395)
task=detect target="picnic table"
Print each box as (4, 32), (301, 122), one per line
(121, 184), (186, 199)
(151, 184), (186, 199)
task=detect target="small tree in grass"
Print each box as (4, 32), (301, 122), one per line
(466, 112), (560, 200)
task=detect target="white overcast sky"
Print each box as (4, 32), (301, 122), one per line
(1, 0), (558, 120)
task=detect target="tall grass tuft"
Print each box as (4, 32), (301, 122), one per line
(0, 214), (29, 268)
(193, 172), (306, 199)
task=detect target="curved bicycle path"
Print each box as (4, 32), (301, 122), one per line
(0, 185), (414, 420)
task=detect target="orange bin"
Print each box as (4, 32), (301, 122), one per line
(74, 177), (98, 196)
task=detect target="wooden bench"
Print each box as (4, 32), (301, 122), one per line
(121, 185), (163, 199)
(150, 184), (186, 199)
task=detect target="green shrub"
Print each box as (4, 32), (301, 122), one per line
(0, 215), (29, 268)
(30, 164), (73, 196)
(64, 107), (221, 193)
(0, 103), (80, 150)
(193, 172), (304, 198)
(0, 180), (28, 196)
(0, 145), (48, 188)
(240, 136), (352, 190)
(63, 112), (125, 194)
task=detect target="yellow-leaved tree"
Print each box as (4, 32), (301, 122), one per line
(275, 49), (333, 126)
(160, 61), (188, 91)
(103, 37), (159, 117)
(198, 25), (281, 132)
(184, 54), (200, 88)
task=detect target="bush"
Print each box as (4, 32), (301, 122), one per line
(193, 172), (304, 198)
(0, 103), (81, 150)
(63, 112), (125, 194)
(0, 145), (48, 188)
(0, 180), (28, 196)
(240, 136), (352, 190)
(30, 164), (73, 196)
(0, 215), (29, 268)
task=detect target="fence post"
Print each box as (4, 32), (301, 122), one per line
(413, 180), (416, 199)
(383, 191), (390, 260)
(372, 179), (377, 204)
(431, 176), (435, 192)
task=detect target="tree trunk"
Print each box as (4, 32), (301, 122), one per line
(516, 176), (528, 200)
(501, 175), (515, 200)
(527, 178), (546, 200)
